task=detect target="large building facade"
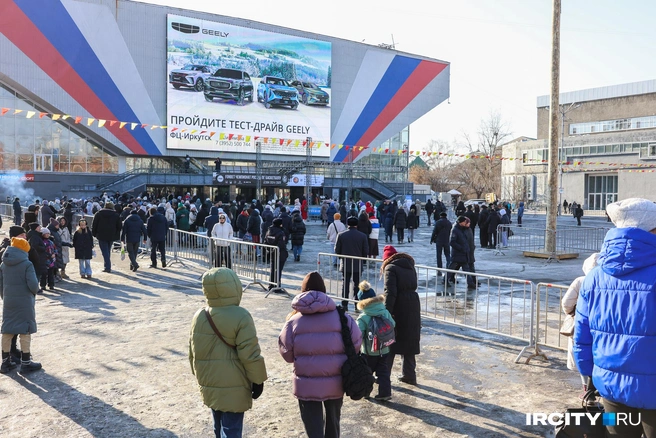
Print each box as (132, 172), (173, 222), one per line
(501, 80), (656, 210)
(0, 0), (449, 200)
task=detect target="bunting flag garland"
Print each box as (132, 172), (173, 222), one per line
(1, 105), (656, 172)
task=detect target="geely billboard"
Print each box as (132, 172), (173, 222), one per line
(166, 14), (331, 157)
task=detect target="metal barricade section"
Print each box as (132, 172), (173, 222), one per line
(317, 253), (536, 358)
(521, 283), (570, 364)
(496, 225), (610, 255)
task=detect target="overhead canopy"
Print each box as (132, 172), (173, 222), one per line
(447, 189), (462, 195)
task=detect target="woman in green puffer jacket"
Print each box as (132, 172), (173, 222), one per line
(189, 267), (267, 437)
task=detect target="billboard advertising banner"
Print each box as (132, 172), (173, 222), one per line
(167, 14), (331, 157)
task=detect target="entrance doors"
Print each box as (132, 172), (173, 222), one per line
(34, 154), (53, 172)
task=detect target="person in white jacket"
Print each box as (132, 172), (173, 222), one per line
(561, 252), (599, 394)
(165, 203), (176, 228)
(326, 212), (346, 266)
(211, 213), (233, 268)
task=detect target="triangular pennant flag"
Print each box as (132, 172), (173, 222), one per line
(385, 148), (389, 153)
(0, 108), (9, 116)
(209, 132), (216, 137)
(26, 111), (36, 118)
(87, 118), (95, 126)
(220, 133), (226, 140)
(98, 119), (106, 128)
(52, 114), (61, 120)
(75, 116), (82, 124)
(171, 127), (179, 132)
(190, 130), (197, 134)
(279, 139), (284, 145)
(331, 144), (336, 149)
(39, 112), (47, 119)
(287, 139), (293, 146)
(160, 125), (167, 129)
(141, 124), (148, 129)
(61, 115), (70, 120)
(295, 140), (300, 146)
(245, 135), (251, 142)
(109, 120), (117, 127)
(151, 125), (158, 130)
(228, 134), (234, 140)
(119, 122), (127, 129)
(131, 123), (137, 130)
(338, 145), (343, 149)
(263, 137), (269, 143)
(14, 109), (23, 115)
(237, 135), (243, 141)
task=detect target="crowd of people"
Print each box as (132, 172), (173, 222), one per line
(2, 191), (655, 437)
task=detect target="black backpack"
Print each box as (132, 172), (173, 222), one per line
(336, 306), (374, 400)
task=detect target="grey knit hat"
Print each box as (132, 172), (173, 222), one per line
(606, 198), (656, 232)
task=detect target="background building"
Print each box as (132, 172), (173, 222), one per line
(0, 0), (450, 201)
(502, 79), (656, 210)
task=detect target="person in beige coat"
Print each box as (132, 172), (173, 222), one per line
(561, 252), (599, 391)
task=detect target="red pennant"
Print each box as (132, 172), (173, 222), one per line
(39, 112), (47, 118)
(171, 127), (178, 132)
(1, 108), (9, 116)
(279, 139), (284, 145)
(345, 145), (350, 151)
(385, 148), (389, 153)
(75, 116), (82, 124)
(228, 134), (234, 140)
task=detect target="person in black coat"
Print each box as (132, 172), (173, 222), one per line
(335, 216), (369, 311)
(357, 210), (372, 237)
(430, 212), (452, 271)
(455, 201), (466, 217)
(478, 205), (490, 249)
(91, 202), (122, 273)
(72, 219), (94, 278)
(290, 212), (307, 262)
(407, 206), (417, 243)
(12, 198), (22, 226)
(278, 207), (293, 242)
(425, 200), (434, 226)
(203, 207), (220, 238)
(147, 207), (168, 268)
(22, 205), (38, 233)
(26, 223), (45, 281)
(486, 206), (501, 249)
(194, 203), (210, 233)
(246, 209), (262, 244)
(447, 217), (476, 289)
(236, 209), (250, 239)
(264, 218), (288, 290)
(63, 203), (74, 234)
(121, 210), (147, 272)
(338, 202), (348, 225)
(382, 245), (420, 385)
(394, 207), (407, 244)
(464, 205), (478, 229)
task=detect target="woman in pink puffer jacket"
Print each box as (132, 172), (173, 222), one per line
(279, 271), (362, 438)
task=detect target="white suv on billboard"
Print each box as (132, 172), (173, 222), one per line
(169, 64), (212, 92)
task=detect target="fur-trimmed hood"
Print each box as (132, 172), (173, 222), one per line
(381, 252), (415, 273)
(356, 294), (385, 311)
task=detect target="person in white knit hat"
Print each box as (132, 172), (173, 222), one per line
(573, 198), (656, 438)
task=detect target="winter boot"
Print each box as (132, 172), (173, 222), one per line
(1, 352), (17, 373)
(20, 352), (42, 373)
(60, 268), (69, 280)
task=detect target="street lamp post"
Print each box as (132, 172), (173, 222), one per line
(558, 102), (580, 216)
(402, 143), (409, 199)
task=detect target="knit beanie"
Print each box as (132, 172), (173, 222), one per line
(606, 198), (656, 232)
(300, 271), (326, 293)
(347, 216), (358, 226)
(105, 202), (114, 210)
(11, 237), (30, 253)
(28, 222), (40, 231)
(383, 245), (397, 260)
(357, 280), (376, 300)
(9, 226), (25, 238)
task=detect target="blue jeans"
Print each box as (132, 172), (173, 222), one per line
(292, 245), (303, 259)
(78, 259), (92, 276)
(98, 240), (112, 271)
(211, 409), (244, 438)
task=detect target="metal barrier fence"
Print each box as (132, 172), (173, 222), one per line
(495, 225), (609, 254)
(521, 283), (570, 364)
(316, 252), (536, 361)
(157, 229), (281, 294)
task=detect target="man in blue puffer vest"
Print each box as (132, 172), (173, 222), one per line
(573, 198), (656, 438)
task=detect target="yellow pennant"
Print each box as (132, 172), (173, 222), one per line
(26, 111), (36, 118)
(98, 120), (106, 128)
(119, 122), (127, 129)
(52, 114), (61, 121)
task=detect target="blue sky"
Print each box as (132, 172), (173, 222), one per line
(149, 0), (656, 151)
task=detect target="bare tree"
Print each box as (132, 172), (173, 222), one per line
(416, 139), (459, 192)
(453, 111), (512, 197)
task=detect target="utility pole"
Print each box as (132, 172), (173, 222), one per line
(402, 143), (410, 199)
(305, 136), (312, 203)
(558, 102), (581, 216)
(545, 0), (561, 255)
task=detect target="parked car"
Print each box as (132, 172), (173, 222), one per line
(169, 64), (212, 92)
(204, 68), (254, 105)
(290, 80), (329, 106)
(257, 76), (299, 109)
